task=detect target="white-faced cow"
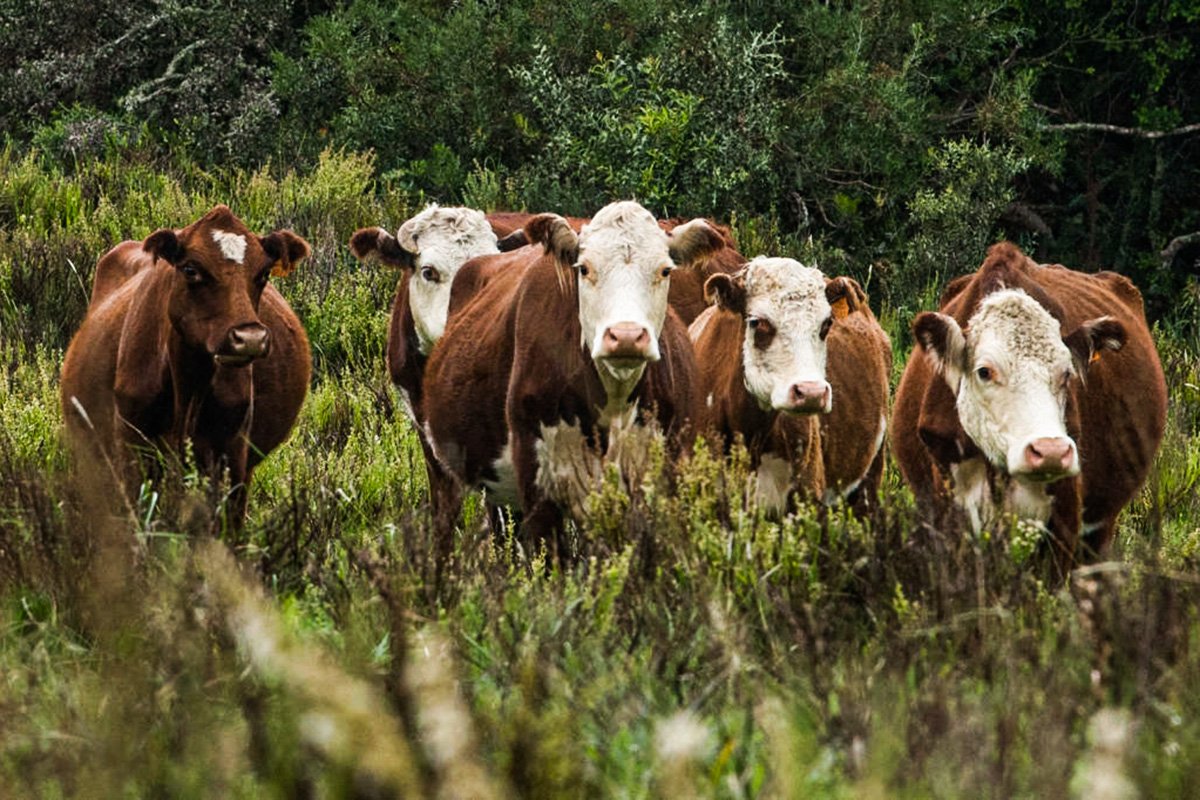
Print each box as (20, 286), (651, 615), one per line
(487, 211), (745, 326)
(691, 258), (890, 514)
(60, 205), (311, 526)
(422, 200), (727, 555)
(892, 241), (1167, 574)
(349, 204), (506, 530)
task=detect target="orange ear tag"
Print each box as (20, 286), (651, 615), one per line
(1090, 350), (1101, 363)
(831, 297), (850, 320)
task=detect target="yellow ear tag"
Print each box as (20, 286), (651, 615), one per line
(831, 297), (850, 320)
(1090, 350), (1101, 363)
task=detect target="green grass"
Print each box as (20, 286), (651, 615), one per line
(3, 148), (1200, 798)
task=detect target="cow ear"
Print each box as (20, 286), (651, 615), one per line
(1064, 316), (1125, 375)
(825, 276), (866, 320)
(144, 228), (184, 265)
(704, 271), (746, 314)
(913, 312), (967, 391)
(496, 229), (529, 252)
(396, 211), (430, 255)
(349, 227), (415, 269)
(525, 213), (579, 266)
(261, 230), (311, 277)
(667, 219), (725, 266)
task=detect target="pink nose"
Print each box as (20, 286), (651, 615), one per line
(1023, 437), (1075, 474)
(786, 381), (831, 414)
(601, 323), (651, 359)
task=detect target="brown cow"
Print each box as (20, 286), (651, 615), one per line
(692, 258), (889, 514)
(61, 205), (311, 525)
(423, 201), (726, 554)
(892, 241), (1167, 573)
(820, 276), (892, 513)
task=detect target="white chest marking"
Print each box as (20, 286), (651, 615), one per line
(211, 229), (247, 263)
(534, 416), (657, 522)
(951, 457), (1054, 533)
(755, 453), (792, 516)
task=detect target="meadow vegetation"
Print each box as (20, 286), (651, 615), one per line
(2, 1), (1200, 797)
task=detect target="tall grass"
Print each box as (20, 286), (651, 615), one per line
(3, 148), (1200, 797)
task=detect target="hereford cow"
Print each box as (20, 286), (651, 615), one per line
(349, 205), (501, 421)
(820, 276), (892, 512)
(691, 258), (889, 514)
(487, 211), (744, 325)
(892, 241), (1166, 573)
(349, 205), (509, 536)
(60, 205), (311, 525)
(423, 201), (726, 554)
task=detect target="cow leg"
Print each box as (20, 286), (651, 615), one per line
(426, 458), (463, 594)
(1078, 516), (1119, 563)
(1043, 480), (1083, 580)
(510, 430), (569, 565)
(847, 443), (887, 517)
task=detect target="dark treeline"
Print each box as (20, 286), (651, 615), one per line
(2, 0), (1198, 321)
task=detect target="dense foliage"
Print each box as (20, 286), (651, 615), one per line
(3, 1), (1200, 797)
(3, 0), (1198, 321)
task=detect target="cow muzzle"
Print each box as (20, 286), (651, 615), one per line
(215, 323), (271, 366)
(1016, 436), (1078, 479)
(783, 380), (832, 415)
(598, 323), (653, 362)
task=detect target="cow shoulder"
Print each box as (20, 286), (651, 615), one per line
(91, 241), (151, 308)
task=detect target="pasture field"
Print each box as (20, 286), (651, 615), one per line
(3, 147), (1200, 799)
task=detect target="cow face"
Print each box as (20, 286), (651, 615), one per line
(706, 258), (854, 414)
(528, 201), (722, 391)
(914, 288), (1125, 481)
(349, 205), (499, 354)
(144, 205), (309, 367)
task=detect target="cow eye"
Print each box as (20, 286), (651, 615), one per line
(575, 263), (590, 277)
(748, 317), (776, 348)
(819, 317), (833, 340)
(660, 265), (672, 278)
(420, 266), (440, 283)
(181, 263), (204, 284)
(976, 366), (993, 382)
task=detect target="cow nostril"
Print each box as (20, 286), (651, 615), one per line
(228, 325), (270, 356)
(602, 324), (651, 357)
(1025, 438), (1074, 472)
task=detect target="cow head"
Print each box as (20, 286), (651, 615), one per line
(349, 204), (499, 353)
(144, 205), (309, 367)
(526, 201), (722, 391)
(706, 258), (855, 414)
(913, 288), (1125, 482)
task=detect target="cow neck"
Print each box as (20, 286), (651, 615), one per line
(386, 278), (427, 413)
(713, 308), (776, 457)
(592, 356), (649, 429)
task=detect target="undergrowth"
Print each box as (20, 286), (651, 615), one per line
(2, 149), (1199, 798)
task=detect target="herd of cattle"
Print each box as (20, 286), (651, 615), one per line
(59, 201), (1168, 574)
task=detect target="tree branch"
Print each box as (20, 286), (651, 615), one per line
(1161, 232), (1200, 268)
(1041, 121), (1200, 140)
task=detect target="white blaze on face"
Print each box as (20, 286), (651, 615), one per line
(740, 258), (833, 413)
(953, 289), (1079, 477)
(211, 229), (247, 263)
(401, 205), (500, 353)
(577, 202), (672, 361)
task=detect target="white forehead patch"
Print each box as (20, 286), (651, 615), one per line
(743, 257), (827, 311)
(578, 201), (668, 263)
(211, 229), (247, 264)
(966, 289), (1065, 360)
